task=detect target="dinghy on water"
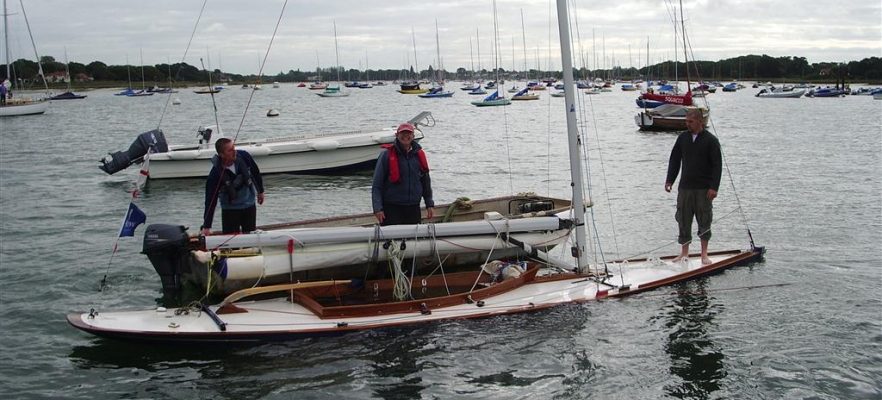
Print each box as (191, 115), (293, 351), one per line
(98, 111), (434, 179)
(68, 0), (764, 344)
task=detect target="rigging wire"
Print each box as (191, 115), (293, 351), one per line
(680, 12), (755, 246)
(155, 0), (209, 129)
(231, 0), (288, 144)
(490, 0), (515, 195)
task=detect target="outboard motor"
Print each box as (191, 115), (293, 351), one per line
(142, 224), (190, 303)
(196, 126), (213, 148)
(99, 129), (169, 175)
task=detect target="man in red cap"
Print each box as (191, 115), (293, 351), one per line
(371, 122), (434, 225)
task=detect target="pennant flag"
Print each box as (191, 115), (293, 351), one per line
(119, 202), (147, 237)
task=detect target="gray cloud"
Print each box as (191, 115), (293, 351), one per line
(5, 0), (879, 75)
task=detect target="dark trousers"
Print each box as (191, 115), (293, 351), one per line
(675, 189), (713, 244)
(221, 205), (257, 234)
(381, 204), (422, 226)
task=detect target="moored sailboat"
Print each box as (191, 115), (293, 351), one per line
(316, 21), (349, 98)
(0, 0), (50, 117)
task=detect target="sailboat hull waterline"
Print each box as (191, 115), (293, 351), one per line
(67, 247), (764, 344)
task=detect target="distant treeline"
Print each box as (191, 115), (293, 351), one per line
(1, 54), (880, 87)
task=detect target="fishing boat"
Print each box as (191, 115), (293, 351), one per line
(98, 112), (434, 179)
(0, 0), (51, 117)
(68, 0), (763, 344)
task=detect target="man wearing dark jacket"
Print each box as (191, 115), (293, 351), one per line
(372, 123), (434, 225)
(664, 108), (721, 265)
(202, 138), (265, 235)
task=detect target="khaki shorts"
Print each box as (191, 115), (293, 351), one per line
(675, 189), (713, 244)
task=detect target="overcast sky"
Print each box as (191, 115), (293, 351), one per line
(3, 0), (879, 75)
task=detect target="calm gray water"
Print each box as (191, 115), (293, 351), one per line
(1, 84), (880, 399)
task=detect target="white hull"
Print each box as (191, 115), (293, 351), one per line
(145, 127), (420, 179)
(68, 248), (763, 343)
(756, 89), (805, 98)
(0, 99), (50, 117)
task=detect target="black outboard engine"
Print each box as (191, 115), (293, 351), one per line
(142, 224), (190, 303)
(99, 129), (169, 175)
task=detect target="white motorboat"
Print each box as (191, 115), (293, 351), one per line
(98, 111), (433, 179)
(755, 88), (806, 98)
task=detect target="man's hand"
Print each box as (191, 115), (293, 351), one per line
(707, 189), (717, 200)
(664, 182), (673, 193)
(201, 227), (211, 236)
(375, 211), (385, 224)
(257, 192), (265, 205)
(426, 207), (434, 220)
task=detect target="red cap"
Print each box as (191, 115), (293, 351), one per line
(396, 123), (415, 134)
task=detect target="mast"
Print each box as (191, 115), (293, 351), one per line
(476, 27), (481, 81)
(491, 0), (502, 97)
(333, 20), (341, 84)
(520, 9), (528, 78)
(4, 0), (9, 85)
(64, 47), (71, 91)
(554, 0), (589, 272)
(410, 26), (419, 81)
(140, 48), (146, 91)
(679, 0), (690, 88)
(468, 37), (474, 82)
(434, 19), (442, 84)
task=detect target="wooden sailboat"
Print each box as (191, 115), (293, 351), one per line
(0, 0), (50, 117)
(68, 0), (763, 344)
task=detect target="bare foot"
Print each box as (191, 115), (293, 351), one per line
(701, 256), (713, 265)
(671, 256), (685, 263)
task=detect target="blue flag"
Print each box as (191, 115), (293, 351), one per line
(119, 202), (147, 237)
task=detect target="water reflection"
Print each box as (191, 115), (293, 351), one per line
(362, 326), (434, 399)
(660, 280), (726, 399)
